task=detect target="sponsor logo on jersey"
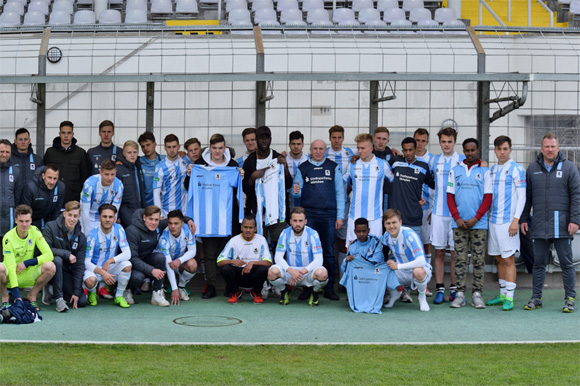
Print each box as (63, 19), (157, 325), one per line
(30, 164), (35, 170)
(28, 239), (33, 245)
(476, 173), (482, 180)
(556, 171), (562, 178)
(215, 174), (221, 180)
(53, 196), (58, 202)
(325, 170), (330, 176)
(374, 268), (380, 274)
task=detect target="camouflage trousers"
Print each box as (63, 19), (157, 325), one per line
(453, 228), (488, 293)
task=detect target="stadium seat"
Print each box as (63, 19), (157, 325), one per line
(390, 18), (412, 28)
(417, 18), (439, 33)
(409, 7), (431, 22)
(306, 7), (330, 23)
(108, 0), (124, 9)
(0, 11), (22, 26)
(3, 1), (25, 17)
(150, 0), (174, 19)
(49, 10), (72, 23)
(126, 0), (148, 12)
(443, 18), (465, 32)
(226, 0), (247, 12)
(27, 1), (49, 16)
(228, 8), (252, 24)
(358, 7), (382, 24)
(6, 0), (27, 6)
(302, 0), (323, 12)
(254, 7), (277, 23)
(377, 0), (398, 12)
(280, 8), (303, 23)
(383, 7), (405, 23)
(352, 0), (373, 12)
(175, 0), (198, 15)
(52, 1), (74, 15)
(23, 10), (46, 25)
(73, 9), (96, 23)
(434, 7), (456, 23)
(570, 0), (580, 14)
(402, 0), (423, 12)
(277, 0), (299, 12)
(124, 8), (148, 22)
(76, 0), (94, 10)
(252, 0), (274, 12)
(99, 8), (121, 23)
(332, 7), (356, 23)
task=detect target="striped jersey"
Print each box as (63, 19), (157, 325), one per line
(381, 226), (426, 270)
(344, 156), (394, 221)
(236, 153), (249, 168)
(80, 175), (124, 234)
(416, 151), (435, 210)
(85, 223), (130, 271)
(286, 154), (308, 179)
(447, 163), (493, 230)
(326, 147), (356, 175)
(275, 226), (323, 272)
(255, 160), (286, 234)
(489, 159), (526, 225)
(429, 152), (465, 217)
(156, 225), (196, 290)
(217, 233), (272, 264)
(153, 157), (188, 217)
(140, 153), (165, 207)
(187, 165), (243, 237)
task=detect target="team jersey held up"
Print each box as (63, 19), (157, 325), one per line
(274, 226), (323, 272)
(153, 156), (188, 217)
(489, 159), (527, 225)
(429, 152), (465, 217)
(156, 225), (196, 290)
(85, 223), (130, 272)
(187, 165), (243, 237)
(80, 175), (124, 234)
(255, 159), (286, 233)
(217, 233), (272, 264)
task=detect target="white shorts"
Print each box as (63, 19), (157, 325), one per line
(488, 222), (520, 258)
(83, 261), (132, 286)
(421, 209), (432, 245)
(272, 265), (326, 288)
(346, 217), (383, 247)
(395, 263), (433, 288)
(431, 214), (454, 250)
(336, 200), (350, 240)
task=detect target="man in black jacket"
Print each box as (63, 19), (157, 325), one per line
(11, 128), (43, 186)
(42, 201), (87, 312)
(116, 141), (146, 228)
(0, 139), (22, 243)
(22, 164), (65, 230)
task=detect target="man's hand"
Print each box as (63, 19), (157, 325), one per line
(391, 148), (401, 157)
(350, 155), (360, 164)
(16, 262), (26, 275)
(187, 164), (193, 176)
(151, 268), (165, 280)
(101, 271), (116, 286)
(465, 217), (478, 229)
(251, 168), (267, 181)
(171, 289), (180, 305)
(509, 218), (519, 237)
(238, 168), (245, 178)
(335, 219), (344, 230)
(418, 198), (426, 207)
(287, 268), (303, 286)
(169, 259), (181, 270)
(569, 222), (579, 235)
(187, 219), (196, 235)
(231, 259), (245, 268)
(69, 254), (77, 264)
(102, 259), (113, 272)
(455, 218), (467, 229)
(387, 260), (398, 270)
(293, 181), (300, 195)
(520, 222), (528, 236)
(277, 155), (287, 165)
(70, 295), (79, 309)
(242, 261), (254, 275)
(345, 255), (354, 262)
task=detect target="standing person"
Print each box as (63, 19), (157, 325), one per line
(292, 139), (344, 301)
(237, 128), (257, 168)
(344, 133), (394, 246)
(485, 136), (526, 311)
(22, 164), (65, 230)
(138, 131), (165, 207)
(267, 207), (328, 306)
(242, 126), (291, 249)
(80, 159), (124, 234)
(429, 127), (465, 304)
(286, 131), (308, 179)
(43, 121), (91, 205)
(217, 215), (272, 304)
(447, 138), (492, 309)
(87, 120), (118, 175)
(0, 139), (22, 241)
(11, 128), (43, 185)
(153, 134), (188, 219)
(186, 133), (243, 299)
(520, 133), (580, 313)
(42, 201), (87, 312)
(116, 141), (146, 228)
(373, 127), (394, 210)
(183, 137), (202, 167)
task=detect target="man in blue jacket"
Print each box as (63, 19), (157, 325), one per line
(520, 132), (580, 313)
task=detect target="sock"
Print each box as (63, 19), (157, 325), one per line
(505, 281), (516, 300)
(425, 253), (432, 265)
(385, 289), (400, 308)
(499, 279), (507, 297)
(178, 271), (196, 287)
(116, 271), (131, 298)
(97, 282), (105, 290)
(436, 283), (445, 293)
(414, 277), (428, 296)
(269, 277), (286, 291)
(449, 284), (457, 293)
(313, 279), (328, 292)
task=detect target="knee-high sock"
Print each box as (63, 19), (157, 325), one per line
(116, 271), (131, 298)
(269, 277), (286, 291)
(414, 276), (428, 295)
(313, 278), (328, 292)
(505, 281), (516, 300)
(499, 279), (507, 296)
(179, 271), (196, 287)
(385, 289), (400, 308)
(425, 253), (432, 265)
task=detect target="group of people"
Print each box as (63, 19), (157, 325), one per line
(0, 120), (578, 316)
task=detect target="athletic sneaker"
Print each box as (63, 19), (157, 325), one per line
(562, 297), (575, 313)
(280, 285), (291, 305)
(298, 286), (313, 301)
(400, 288), (413, 303)
(151, 289), (170, 307)
(1, 302), (10, 309)
(523, 298), (542, 310)
(449, 289), (457, 302)
(202, 284), (216, 299)
(140, 279), (152, 293)
(433, 289), (445, 304)
(178, 287), (190, 301)
(55, 297), (69, 313)
(123, 289), (135, 305)
(450, 291), (466, 308)
(114, 296), (130, 308)
(251, 291), (264, 304)
(97, 286), (113, 300)
(260, 281), (270, 300)
(29, 300), (39, 310)
(418, 294), (430, 312)
(471, 292), (486, 309)
(42, 285), (52, 306)
(309, 291), (319, 307)
(425, 289), (433, 297)
(486, 294), (506, 306)
(88, 292), (98, 306)
(228, 290), (242, 304)
(502, 297), (514, 311)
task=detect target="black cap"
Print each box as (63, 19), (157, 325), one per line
(256, 126), (271, 138)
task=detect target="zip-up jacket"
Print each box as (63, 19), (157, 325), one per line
(0, 159), (22, 237)
(10, 143), (43, 186)
(116, 157), (147, 228)
(22, 166), (65, 229)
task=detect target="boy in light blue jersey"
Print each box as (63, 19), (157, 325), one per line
(80, 159), (124, 235)
(83, 204), (132, 308)
(156, 210), (197, 305)
(153, 134), (188, 218)
(382, 209), (432, 312)
(268, 207), (328, 307)
(138, 131), (165, 207)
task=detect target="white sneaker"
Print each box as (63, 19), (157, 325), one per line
(123, 289), (135, 305)
(151, 289), (170, 307)
(140, 279), (152, 292)
(178, 287), (190, 301)
(471, 291), (486, 309)
(261, 281), (270, 300)
(55, 297), (69, 312)
(418, 294), (430, 312)
(450, 291), (466, 308)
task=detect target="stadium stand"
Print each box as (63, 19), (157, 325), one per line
(28, 0), (49, 16)
(23, 10), (46, 24)
(49, 9), (72, 23)
(3, 1), (25, 17)
(0, 10), (21, 26)
(52, 1), (74, 15)
(73, 9), (96, 23)
(302, 0), (324, 12)
(409, 7), (431, 22)
(124, 8), (147, 22)
(99, 8), (121, 23)
(383, 6), (405, 23)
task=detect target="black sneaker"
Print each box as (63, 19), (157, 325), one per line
(202, 284), (216, 299)
(562, 297), (575, 313)
(524, 298), (543, 310)
(323, 290), (340, 301)
(309, 291), (319, 307)
(298, 287), (312, 301)
(280, 285), (291, 305)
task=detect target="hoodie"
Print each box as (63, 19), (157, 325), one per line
(22, 166), (65, 229)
